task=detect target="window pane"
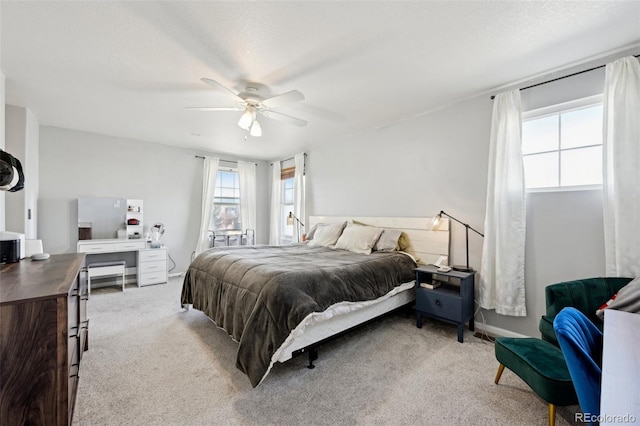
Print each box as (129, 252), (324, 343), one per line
(216, 206), (241, 230)
(211, 170), (241, 232)
(523, 152), (558, 188)
(282, 177), (294, 204)
(522, 115), (559, 155)
(561, 105), (603, 149)
(561, 146), (602, 186)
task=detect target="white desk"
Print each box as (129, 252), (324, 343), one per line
(600, 309), (640, 425)
(77, 239), (168, 286)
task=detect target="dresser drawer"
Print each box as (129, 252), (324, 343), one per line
(139, 271), (167, 286)
(77, 243), (109, 253)
(139, 259), (166, 274)
(139, 249), (166, 263)
(114, 241), (146, 252)
(77, 240), (145, 253)
(416, 286), (462, 322)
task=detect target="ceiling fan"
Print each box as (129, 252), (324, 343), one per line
(188, 78), (307, 137)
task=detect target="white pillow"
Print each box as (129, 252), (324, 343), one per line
(374, 229), (404, 251)
(308, 222), (346, 247)
(334, 223), (383, 254)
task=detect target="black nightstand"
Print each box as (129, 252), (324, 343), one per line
(414, 265), (475, 343)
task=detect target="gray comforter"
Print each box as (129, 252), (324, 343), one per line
(181, 244), (416, 387)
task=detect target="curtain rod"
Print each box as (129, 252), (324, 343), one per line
(194, 155), (256, 166)
(490, 54), (640, 100)
(270, 153), (307, 166)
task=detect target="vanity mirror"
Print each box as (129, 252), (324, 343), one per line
(78, 198), (143, 240)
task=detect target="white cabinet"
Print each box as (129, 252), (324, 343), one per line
(126, 199), (143, 240)
(137, 247), (168, 286)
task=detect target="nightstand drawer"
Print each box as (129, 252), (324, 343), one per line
(416, 287), (462, 322)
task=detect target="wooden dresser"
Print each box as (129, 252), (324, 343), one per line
(0, 253), (88, 425)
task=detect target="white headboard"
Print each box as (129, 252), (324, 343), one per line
(308, 216), (449, 266)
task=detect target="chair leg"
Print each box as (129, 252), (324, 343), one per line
(122, 270), (125, 292)
(494, 363), (505, 384)
(548, 404), (556, 426)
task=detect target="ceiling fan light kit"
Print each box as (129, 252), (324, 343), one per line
(249, 119), (262, 137)
(237, 107), (255, 130)
(189, 78), (308, 138)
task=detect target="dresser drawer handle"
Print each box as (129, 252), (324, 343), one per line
(435, 299), (441, 306)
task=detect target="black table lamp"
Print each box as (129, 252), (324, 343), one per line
(431, 210), (484, 273)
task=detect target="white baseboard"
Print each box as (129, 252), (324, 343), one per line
(474, 322), (531, 338)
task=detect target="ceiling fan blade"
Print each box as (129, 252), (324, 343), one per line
(262, 90), (305, 109)
(186, 107), (244, 111)
(261, 110), (307, 127)
(201, 78), (244, 102)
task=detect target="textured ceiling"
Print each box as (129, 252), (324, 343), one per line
(2, 1), (639, 160)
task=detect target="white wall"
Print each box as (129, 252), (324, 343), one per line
(5, 105), (39, 238)
(0, 72), (5, 231)
(38, 126), (269, 273)
(0, 1), (4, 230)
(305, 55), (626, 337)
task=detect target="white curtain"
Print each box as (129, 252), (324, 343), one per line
(195, 157), (219, 256)
(479, 89), (527, 316)
(293, 153), (306, 243)
(238, 160), (257, 237)
(603, 56), (640, 278)
(269, 161), (282, 245)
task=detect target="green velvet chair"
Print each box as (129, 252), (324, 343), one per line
(494, 337), (578, 426)
(539, 277), (632, 346)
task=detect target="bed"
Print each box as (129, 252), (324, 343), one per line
(181, 216), (450, 387)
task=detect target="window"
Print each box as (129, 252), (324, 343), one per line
(210, 169), (241, 231)
(522, 96), (603, 190)
(280, 176), (295, 242)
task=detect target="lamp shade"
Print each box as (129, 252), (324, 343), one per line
(287, 212), (294, 226)
(249, 119), (262, 137)
(431, 213), (443, 231)
(237, 108), (254, 130)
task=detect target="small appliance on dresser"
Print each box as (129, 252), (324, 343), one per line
(0, 231), (25, 263)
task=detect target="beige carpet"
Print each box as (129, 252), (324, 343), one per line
(73, 277), (579, 425)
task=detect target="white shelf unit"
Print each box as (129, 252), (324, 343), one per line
(125, 199), (144, 240)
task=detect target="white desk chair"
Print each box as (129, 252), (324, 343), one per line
(87, 261), (126, 294)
